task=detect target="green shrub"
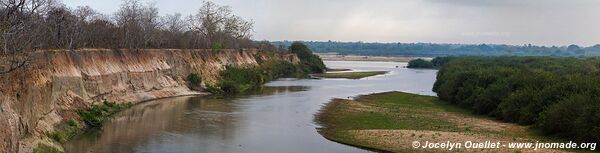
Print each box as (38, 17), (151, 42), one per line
(211, 42), (222, 50)
(77, 100), (131, 127)
(48, 118), (80, 143)
(210, 60), (305, 95)
(205, 84), (224, 95)
(33, 144), (62, 153)
(66, 119), (78, 127)
(290, 42), (326, 73)
(187, 73), (202, 89)
(48, 132), (68, 143)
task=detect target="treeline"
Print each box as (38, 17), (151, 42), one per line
(433, 57), (600, 142)
(272, 41), (600, 57)
(406, 57), (451, 69)
(0, 0), (267, 74)
(2, 0), (254, 50)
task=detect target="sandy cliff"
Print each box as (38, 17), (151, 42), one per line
(0, 49), (299, 153)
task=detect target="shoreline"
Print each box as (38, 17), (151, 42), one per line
(52, 91), (210, 152)
(318, 54), (429, 62)
(315, 91), (568, 153)
(312, 71), (388, 79)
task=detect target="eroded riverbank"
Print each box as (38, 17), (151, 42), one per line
(64, 61), (438, 153)
(0, 49), (299, 152)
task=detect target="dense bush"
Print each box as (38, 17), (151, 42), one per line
(290, 42), (326, 73)
(407, 59), (434, 68)
(187, 73), (202, 89)
(210, 60), (304, 94)
(433, 57), (600, 142)
(431, 57), (453, 67)
(407, 57), (453, 69)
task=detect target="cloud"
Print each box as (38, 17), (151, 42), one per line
(63, 0), (600, 46)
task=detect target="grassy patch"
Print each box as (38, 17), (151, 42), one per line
(77, 100), (132, 127)
(326, 68), (351, 72)
(46, 101), (131, 145)
(316, 92), (461, 132)
(47, 119), (79, 143)
(314, 71), (387, 79)
(33, 143), (62, 153)
(315, 92), (566, 152)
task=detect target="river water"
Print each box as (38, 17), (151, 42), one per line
(65, 61), (438, 153)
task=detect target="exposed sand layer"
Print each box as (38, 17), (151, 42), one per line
(0, 49), (299, 153)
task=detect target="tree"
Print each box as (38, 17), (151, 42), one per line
(114, 0), (144, 48)
(290, 42), (325, 73)
(0, 0), (53, 74)
(139, 2), (160, 48)
(45, 6), (77, 49)
(1, 0), (259, 75)
(407, 59), (434, 68)
(189, 1), (253, 49)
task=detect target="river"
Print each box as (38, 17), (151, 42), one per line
(65, 61), (438, 153)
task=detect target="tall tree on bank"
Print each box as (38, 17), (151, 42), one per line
(189, 1), (253, 49)
(290, 42), (325, 73)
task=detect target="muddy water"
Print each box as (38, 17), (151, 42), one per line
(65, 61), (438, 153)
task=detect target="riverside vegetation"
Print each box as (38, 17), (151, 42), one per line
(316, 92), (564, 152)
(207, 42), (326, 95)
(39, 101), (132, 152)
(433, 57), (600, 142)
(2, 0), (322, 152)
(43, 42), (322, 151)
(273, 41), (600, 57)
(316, 56), (600, 152)
(406, 57), (452, 69)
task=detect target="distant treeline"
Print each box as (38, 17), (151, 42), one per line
(272, 41), (600, 57)
(433, 57), (600, 142)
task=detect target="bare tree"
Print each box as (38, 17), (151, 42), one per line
(72, 6), (97, 49)
(0, 0), (259, 75)
(189, 1), (254, 49)
(86, 15), (118, 48)
(0, 0), (53, 74)
(190, 1), (230, 48)
(114, 0), (143, 49)
(223, 16), (253, 48)
(139, 2), (160, 48)
(161, 13), (188, 48)
(45, 5), (79, 49)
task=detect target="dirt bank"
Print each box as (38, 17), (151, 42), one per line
(0, 49), (299, 153)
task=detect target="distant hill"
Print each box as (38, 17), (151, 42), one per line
(271, 41), (600, 57)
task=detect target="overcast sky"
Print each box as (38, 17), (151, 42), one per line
(63, 0), (600, 46)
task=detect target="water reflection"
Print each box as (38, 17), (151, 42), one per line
(65, 61), (437, 153)
(65, 86), (309, 153)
